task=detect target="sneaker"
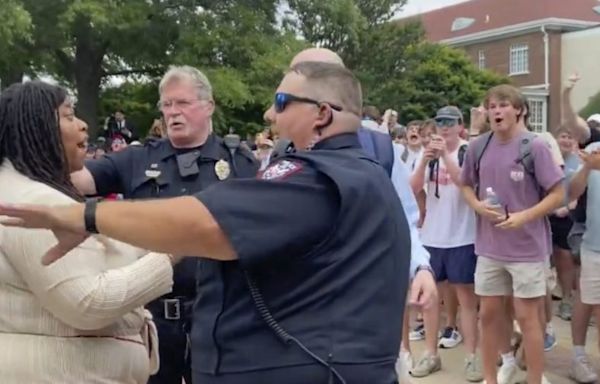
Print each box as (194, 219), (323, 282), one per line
(409, 324), (425, 341)
(558, 301), (573, 321)
(465, 354), (484, 382)
(438, 327), (463, 348)
(411, 353), (442, 377)
(497, 362), (517, 384)
(396, 351), (413, 384)
(544, 332), (557, 352)
(570, 355), (598, 383)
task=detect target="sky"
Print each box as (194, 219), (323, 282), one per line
(395, 0), (471, 18)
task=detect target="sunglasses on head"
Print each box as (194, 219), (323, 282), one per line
(435, 118), (460, 128)
(274, 92), (343, 114)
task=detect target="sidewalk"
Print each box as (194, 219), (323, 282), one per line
(409, 313), (599, 384)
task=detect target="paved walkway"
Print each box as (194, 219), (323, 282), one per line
(408, 311), (599, 384)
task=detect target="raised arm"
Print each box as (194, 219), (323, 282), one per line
(562, 73), (590, 144)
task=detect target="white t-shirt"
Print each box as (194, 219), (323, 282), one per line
(420, 140), (476, 248)
(401, 147), (423, 172)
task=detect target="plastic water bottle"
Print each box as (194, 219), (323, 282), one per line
(484, 187), (505, 219)
(484, 187), (501, 207)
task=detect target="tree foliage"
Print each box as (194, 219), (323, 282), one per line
(579, 90), (600, 120)
(1, 0), (507, 137)
(0, 0), (32, 86)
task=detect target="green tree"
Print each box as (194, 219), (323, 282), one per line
(285, 1), (506, 122)
(7, 0), (299, 138)
(364, 40), (508, 123)
(19, 0), (185, 134)
(286, 0), (407, 59)
(0, 0), (32, 87)
(171, 2), (305, 136)
(99, 81), (159, 139)
(579, 89), (600, 120)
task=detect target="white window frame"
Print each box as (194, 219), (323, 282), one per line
(527, 97), (547, 133)
(509, 43), (529, 75)
(478, 50), (486, 70)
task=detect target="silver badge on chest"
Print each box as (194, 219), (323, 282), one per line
(215, 159), (231, 180)
(145, 163), (161, 179)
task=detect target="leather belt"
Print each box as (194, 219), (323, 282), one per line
(147, 296), (193, 320)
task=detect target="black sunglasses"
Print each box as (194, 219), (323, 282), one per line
(435, 118), (460, 128)
(274, 92), (343, 113)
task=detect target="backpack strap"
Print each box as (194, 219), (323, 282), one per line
(458, 143), (468, 167)
(471, 131), (494, 195)
(516, 131), (536, 178)
(401, 146), (409, 163)
(515, 131), (543, 198)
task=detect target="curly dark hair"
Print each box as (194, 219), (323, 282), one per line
(0, 81), (82, 200)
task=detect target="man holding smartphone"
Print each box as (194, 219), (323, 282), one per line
(410, 106), (480, 380)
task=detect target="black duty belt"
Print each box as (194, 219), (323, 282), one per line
(147, 296), (194, 320)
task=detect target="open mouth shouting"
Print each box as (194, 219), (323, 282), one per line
(76, 138), (88, 151)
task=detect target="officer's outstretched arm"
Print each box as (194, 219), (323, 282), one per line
(0, 196), (237, 264)
(95, 197), (236, 260)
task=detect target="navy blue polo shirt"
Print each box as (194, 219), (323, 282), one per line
(86, 135), (258, 296)
(190, 133), (410, 383)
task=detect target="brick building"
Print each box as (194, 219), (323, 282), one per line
(401, 0), (600, 132)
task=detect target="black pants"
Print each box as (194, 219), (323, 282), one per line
(192, 361), (398, 384)
(550, 215), (574, 251)
(147, 313), (192, 384)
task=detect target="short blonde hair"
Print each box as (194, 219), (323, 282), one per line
(483, 85), (526, 113)
(159, 65), (213, 101)
(289, 61), (362, 116)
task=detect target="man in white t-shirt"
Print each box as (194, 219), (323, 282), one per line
(410, 106), (481, 382)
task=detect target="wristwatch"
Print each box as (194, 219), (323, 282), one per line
(415, 264), (436, 279)
(84, 198), (100, 234)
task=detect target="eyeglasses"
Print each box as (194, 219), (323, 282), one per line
(435, 118), (460, 128)
(157, 99), (201, 111)
(274, 92), (343, 114)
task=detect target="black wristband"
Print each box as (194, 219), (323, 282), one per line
(84, 198), (99, 234)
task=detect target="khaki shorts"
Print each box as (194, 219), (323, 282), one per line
(580, 247), (600, 305)
(475, 256), (546, 298)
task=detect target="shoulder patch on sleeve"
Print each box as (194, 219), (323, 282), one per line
(259, 160), (303, 180)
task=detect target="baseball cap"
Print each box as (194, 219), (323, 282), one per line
(586, 114), (600, 124)
(435, 106), (463, 121)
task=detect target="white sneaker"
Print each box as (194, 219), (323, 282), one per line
(438, 326), (463, 349)
(497, 362), (517, 384)
(570, 355), (598, 383)
(409, 324), (425, 341)
(465, 354), (484, 382)
(396, 350), (413, 383)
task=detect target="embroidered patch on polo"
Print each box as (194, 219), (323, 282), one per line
(260, 160), (303, 180)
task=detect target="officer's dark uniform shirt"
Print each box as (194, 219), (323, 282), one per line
(192, 133), (411, 384)
(86, 134), (258, 296)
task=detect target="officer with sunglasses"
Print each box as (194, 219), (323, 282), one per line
(70, 66), (258, 384)
(7, 61), (411, 384)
